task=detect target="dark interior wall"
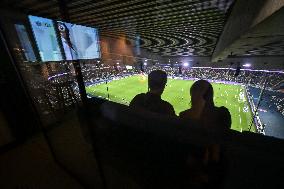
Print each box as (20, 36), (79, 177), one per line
(0, 25), (40, 140)
(0, 110), (14, 146)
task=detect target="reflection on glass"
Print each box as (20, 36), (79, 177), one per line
(57, 21), (100, 60)
(14, 24), (36, 62)
(29, 15), (62, 62)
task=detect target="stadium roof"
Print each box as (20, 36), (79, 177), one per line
(0, 0), (283, 59)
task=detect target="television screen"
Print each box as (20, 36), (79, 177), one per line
(28, 15), (62, 62)
(14, 24), (36, 62)
(57, 22), (100, 60)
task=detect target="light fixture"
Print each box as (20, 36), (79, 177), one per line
(243, 63), (251, 67)
(183, 62), (189, 67)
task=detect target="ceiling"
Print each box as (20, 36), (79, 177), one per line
(1, 0), (235, 57)
(227, 8), (284, 57)
(212, 1), (284, 61)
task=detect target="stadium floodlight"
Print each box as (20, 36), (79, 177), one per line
(126, 65), (133, 70)
(144, 62), (147, 66)
(243, 63), (251, 67)
(183, 62), (189, 67)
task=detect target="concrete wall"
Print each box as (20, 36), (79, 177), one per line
(212, 0), (284, 61)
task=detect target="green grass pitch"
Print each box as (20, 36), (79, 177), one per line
(86, 75), (254, 132)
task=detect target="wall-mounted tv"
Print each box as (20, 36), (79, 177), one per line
(57, 21), (100, 60)
(28, 15), (63, 62)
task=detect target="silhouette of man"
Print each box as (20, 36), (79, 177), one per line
(130, 70), (175, 116)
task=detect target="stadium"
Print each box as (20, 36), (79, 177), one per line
(0, 1), (284, 189)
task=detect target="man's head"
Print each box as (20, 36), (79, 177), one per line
(190, 79), (214, 107)
(148, 70), (167, 95)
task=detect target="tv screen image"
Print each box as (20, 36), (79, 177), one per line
(57, 22), (100, 60)
(29, 15), (62, 62)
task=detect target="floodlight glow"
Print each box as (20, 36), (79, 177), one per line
(116, 62), (119, 65)
(183, 62), (189, 67)
(126, 65), (133, 69)
(243, 63), (251, 67)
(144, 62), (147, 65)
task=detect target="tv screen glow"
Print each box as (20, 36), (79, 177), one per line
(29, 15), (62, 62)
(57, 22), (100, 60)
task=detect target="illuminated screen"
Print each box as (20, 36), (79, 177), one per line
(57, 22), (100, 60)
(14, 24), (36, 62)
(29, 15), (62, 62)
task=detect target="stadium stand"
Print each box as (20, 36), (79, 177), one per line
(248, 87), (284, 139)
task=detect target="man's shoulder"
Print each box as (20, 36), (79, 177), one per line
(130, 93), (146, 106)
(133, 93), (147, 99)
(159, 99), (175, 115)
(179, 109), (191, 118)
(216, 106), (230, 114)
(163, 100), (173, 107)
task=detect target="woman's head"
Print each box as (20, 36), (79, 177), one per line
(190, 80), (214, 107)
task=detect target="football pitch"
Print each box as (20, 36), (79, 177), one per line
(86, 75), (254, 132)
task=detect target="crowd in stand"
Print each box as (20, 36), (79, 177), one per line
(267, 93), (284, 117)
(79, 63), (284, 90)
(80, 63), (137, 85)
(144, 65), (284, 90)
